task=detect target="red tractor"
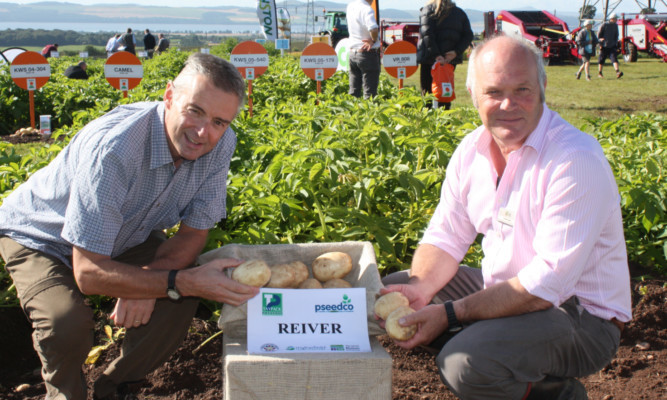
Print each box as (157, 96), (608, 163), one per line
(618, 12), (667, 62)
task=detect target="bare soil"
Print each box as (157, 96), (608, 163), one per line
(0, 278), (664, 400)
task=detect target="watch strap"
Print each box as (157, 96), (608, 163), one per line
(444, 300), (462, 332)
(168, 269), (178, 290)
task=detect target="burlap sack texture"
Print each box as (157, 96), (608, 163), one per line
(197, 241), (385, 338)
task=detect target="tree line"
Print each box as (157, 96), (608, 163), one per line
(0, 29), (112, 48)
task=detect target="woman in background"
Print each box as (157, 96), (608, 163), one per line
(416, 0), (473, 109)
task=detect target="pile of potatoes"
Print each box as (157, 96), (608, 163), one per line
(231, 251), (354, 289)
(374, 292), (417, 341)
(11, 127), (40, 137)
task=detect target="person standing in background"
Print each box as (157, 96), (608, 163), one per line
(106, 34), (122, 57)
(575, 20), (599, 81)
(143, 29), (156, 59)
(122, 28), (136, 55)
(156, 33), (171, 55)
(346, 0), (381, 99)
(597, 13), (623, 78)
(416, 0), (473, 109)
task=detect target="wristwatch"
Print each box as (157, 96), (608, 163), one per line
(444, 300), (463, 333)
(166, 269), (182, 301)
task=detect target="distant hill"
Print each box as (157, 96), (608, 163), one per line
(0, 1), (583, 33)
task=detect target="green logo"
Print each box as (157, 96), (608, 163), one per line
(262, 293), (283, 316)
(330, 344), (345, 352)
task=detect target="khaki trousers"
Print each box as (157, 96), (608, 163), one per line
(0, 234), (199, 400)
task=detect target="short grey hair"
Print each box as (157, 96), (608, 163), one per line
(466, 36), (546, 107)
(173, 52), (246, 109)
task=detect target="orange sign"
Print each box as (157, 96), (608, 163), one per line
(104, 51), (143, 92)
(300, 42), (338, 81)
(382, 41), (418, 79)
(230, 41), (269, 80)
(10, 51), (50, 90)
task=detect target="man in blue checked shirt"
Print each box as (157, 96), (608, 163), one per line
(0, 53), (260, 400)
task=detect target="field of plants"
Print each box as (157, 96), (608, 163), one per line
(0, 38), (665, 400)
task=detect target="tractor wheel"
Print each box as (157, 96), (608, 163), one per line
(624, 42), (638, 63)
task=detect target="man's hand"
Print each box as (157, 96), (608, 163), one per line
(391, 303), (448, 349)
(179, 258), (259, 306)
(111, 298), (156, 328)
(379, 284), (430, 311)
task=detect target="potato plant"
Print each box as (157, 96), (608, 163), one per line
(1, 47), (665, 314)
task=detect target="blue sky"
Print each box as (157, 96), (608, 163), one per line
(7, 0), (656, 14)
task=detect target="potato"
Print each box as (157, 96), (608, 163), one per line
(298, 278), (323, 289)
(374, 292), (410, 320)
(266, 264), (295, 288)
(231, 260), (271, 287)
(385, 306), (417, 341)
(289, 261), (309, 287)
(312, 251), (352, 282)
(322, 278), (352, 288)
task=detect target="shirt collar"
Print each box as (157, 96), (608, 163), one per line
(149, 102), (194, 169)
(475, 104), (551, 157)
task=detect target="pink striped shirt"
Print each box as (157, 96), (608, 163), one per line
(421, 106), (632, 322)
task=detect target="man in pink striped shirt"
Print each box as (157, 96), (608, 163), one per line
(381, 35), (631, 400)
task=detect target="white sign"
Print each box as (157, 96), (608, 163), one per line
(10, 64), (51, 78)
(137, 51), (148, 58)
(300, 55), (338, 69)
(27, 78), (36, 90)
(335, 38), (350, 72)
(50, 51), (60, 58)
(79, 51), (89, 58)
(382, 53), (417, 68)
(247, 288), (371, 354)
(200, 48), (210, 54)
(230, 54), (269, 67)
(256, 0), (278, 41)
(104, 64), (144, 78)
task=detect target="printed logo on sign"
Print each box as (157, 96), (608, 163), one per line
(261, 343), (279, 352)
(398, 67), (406, 79)
(246, 68), (255, 80)
(27, 78), (36, 90)
(262, 293), (283, 315)
(314, 294), (354, 313)
(330, 344), (345, 351)
(120, 79), (129, 91)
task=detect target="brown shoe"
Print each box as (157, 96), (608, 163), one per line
(598, 72), (604, 78)
(616, 71), (624, 78)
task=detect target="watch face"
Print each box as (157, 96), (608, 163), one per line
(167, 288), (181, 301)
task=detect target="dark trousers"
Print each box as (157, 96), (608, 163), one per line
(383, 267), (621, 399)
(348, 50), (381, 99)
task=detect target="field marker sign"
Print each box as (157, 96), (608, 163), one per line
(10, 51), (51, 129)
(300, 42), (338, 100)
(231, 41), (269, 117)
(382, 41), (417, 89)
(104, 51), (143, 98)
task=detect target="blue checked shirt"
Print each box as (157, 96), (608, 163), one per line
(0, 102), (235, 267)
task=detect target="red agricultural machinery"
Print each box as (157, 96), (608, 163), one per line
(618, 12), (667, 62)
(380, 20), (420, 47)
(484, 10), (579, 64)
